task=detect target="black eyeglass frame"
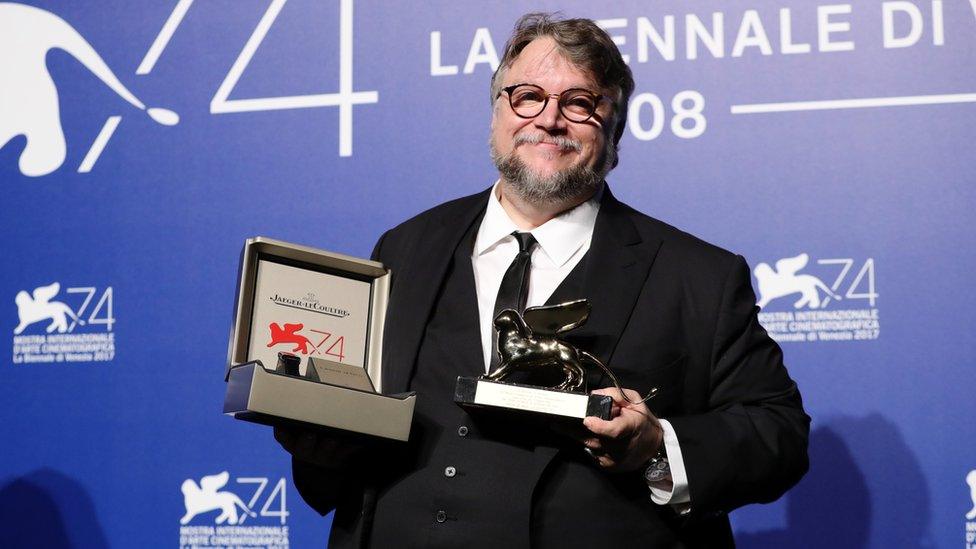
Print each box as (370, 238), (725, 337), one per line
(498, 83), (609, 124)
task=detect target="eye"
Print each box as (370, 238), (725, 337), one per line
(510, 86), (543, 102)
(562, 92), (596, 113)
(567, 96), (594, 109)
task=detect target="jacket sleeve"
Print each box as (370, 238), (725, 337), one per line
(370, 230), (390, 263)
(666, 255), (810, 517)
(282, 230), (394, 516)
(282, 431), (369, 516)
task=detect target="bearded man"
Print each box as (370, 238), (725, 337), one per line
(276, 13), (809, 548)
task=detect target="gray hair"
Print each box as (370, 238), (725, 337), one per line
(490, 13), (635, 149)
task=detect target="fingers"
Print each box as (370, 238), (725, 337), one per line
(582, 414), (626, 438)
(583, 394), (645, 439)
(583, 443), (625, 469)
(584, 447), (618, 469)
(581, 435), (604, 452)
(591, 387), (645, 408)
(549, 386), (663, 473)
(582, 439), (620, 469)
(591, 386), (631, 398)
(591, 387), (655, 428)
(580, 387), (666, 472)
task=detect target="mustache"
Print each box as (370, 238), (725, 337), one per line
(512, 133), (582, 152)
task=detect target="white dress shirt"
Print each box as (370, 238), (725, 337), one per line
(470, 182), (690, 506)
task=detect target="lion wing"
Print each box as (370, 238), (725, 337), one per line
(523, 299), (590, 336)
(32, 282), (60, 303)
(199, 471), (230, 493)
(774, 253), (809, 276)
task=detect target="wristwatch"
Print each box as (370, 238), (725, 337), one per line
(644, 445), (671, 484)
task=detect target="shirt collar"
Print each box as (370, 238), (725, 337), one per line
(474, 181), (603, 268)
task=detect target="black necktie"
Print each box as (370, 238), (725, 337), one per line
(490, 231), (537, 369)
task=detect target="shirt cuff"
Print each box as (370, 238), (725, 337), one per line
(648, 418), (691, 506)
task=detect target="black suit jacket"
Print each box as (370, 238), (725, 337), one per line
(288, 187), (809, 547)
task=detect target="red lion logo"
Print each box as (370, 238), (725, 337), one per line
(267, 322), (313, 354)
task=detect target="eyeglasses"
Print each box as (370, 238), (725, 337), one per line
(499, 83), (607, 123)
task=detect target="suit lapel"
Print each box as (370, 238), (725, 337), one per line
(530, 188), (661, 501)
(382, 186), (661, 391)
(384, 189), (490, 393)
(574, 187), (662, 367)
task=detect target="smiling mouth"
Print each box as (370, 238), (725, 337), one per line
(513, 133), (582, 152)
(531, 141), (567, 151)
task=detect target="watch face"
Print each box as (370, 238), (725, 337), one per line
(647, 471), (668, 482)
(646, 468), (668, 482)
(645, 458), (670, 483)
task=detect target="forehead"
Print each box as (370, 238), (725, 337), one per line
(503, 37), (599, 91)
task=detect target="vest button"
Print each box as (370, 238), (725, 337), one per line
(444, 466), (457, 478)
(435, 510), (447, 523)
(457, 426), (468, 437)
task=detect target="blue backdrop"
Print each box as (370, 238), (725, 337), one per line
(2, 1), (974, 547)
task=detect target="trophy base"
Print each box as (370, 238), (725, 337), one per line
(454, 376), (612, 420)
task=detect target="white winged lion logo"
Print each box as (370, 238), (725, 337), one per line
(14, 282), (83, 334)
(966, 469), (976, 520)
(0, 2), (178, 177)
(754, 253), (841, 310)
(180, 471), (256, 525)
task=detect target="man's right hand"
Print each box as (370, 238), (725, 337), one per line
(273, 426), (370, 469)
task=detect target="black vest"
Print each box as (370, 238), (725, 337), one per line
(368, 217), (589, 548)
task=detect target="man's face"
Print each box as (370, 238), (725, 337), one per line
(490, 37), (615, 202)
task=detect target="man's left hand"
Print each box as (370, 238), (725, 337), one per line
(580, 387), (664, 472)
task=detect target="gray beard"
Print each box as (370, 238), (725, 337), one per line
(490, 142), (612, 205)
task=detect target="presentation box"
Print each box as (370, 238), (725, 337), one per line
(224, 361), (415, 441)
(223, 237), (415, 441)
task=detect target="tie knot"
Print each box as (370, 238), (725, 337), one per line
(512, 231), (537, 254)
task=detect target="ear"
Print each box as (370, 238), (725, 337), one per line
(490, 102), (500, 129)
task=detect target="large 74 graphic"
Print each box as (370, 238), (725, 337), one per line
(135, 0), (377, 158)
(206, 0), (378, 156)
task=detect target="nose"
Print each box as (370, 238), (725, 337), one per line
(534, 94), (567, 132)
